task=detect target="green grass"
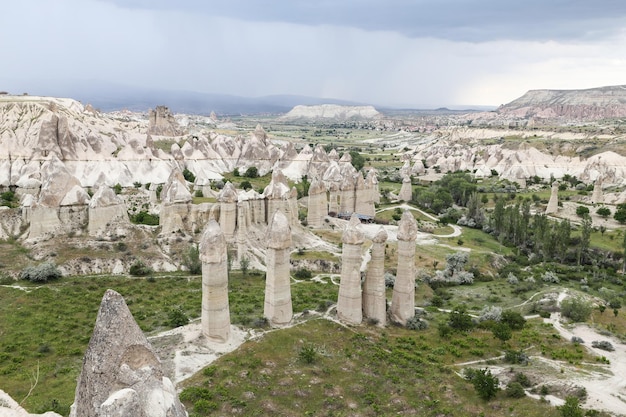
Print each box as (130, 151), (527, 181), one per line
(0, 271), (339, 415)
(180, 316), (598, 417)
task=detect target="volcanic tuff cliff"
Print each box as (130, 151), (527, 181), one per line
(496, 85), (626, 120)
(280, 104), (381, 121)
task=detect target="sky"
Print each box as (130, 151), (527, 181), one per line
(2, 0), (626, 108)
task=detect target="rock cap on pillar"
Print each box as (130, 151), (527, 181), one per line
(397, 210), (418, 241)
(373, 226), (388, 243)
(266, 210), (292, 249)
(342, 213), (365, 245)
(199, 219), (226, 263)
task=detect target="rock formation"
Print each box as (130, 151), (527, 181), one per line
(88, 186), (128, 236)
(545, 182), (559, 214)
(339, 174), (356, 214)
(591, 177), (603, 204)
(307, 177), (327, 228)
(362, 226), (388, 325)
(160, 170), (192, 235)
(263, 169), (293, 224)
(390, 211), (418, 325)
(70, 289), (187, 417)
(264, 210), (293, 325)
(147, 105), (182, 136)
(0, 388), (62, 417)
(218, 181), (238, 239)
(337, 214), (365, 325)
(199, 220), (231, 343)
(398, 176), (412, 202)
(280, 104), (381, 122)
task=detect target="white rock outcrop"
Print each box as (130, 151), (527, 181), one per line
(337, 214), (365, 325)
(391, 211), (418, 325)
(362, 226), (388, 326)
(264, 210), (293, 326)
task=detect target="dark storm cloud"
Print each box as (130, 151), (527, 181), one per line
(101, 0), (626, 41)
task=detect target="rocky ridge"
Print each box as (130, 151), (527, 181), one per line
(280, 104), (381, 121)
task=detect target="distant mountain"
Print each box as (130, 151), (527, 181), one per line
(497, 85), (626, 120)
(5, 81), (368, 115)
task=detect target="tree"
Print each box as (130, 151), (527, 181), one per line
(492, 322), (512, 343)
(244, 166), (259, 178)
(240, 256), (250, 276)
(240, 180), (252, 190)
(112, 183), (122, 194)
(575, 205), (589, 217)
(349, 150), (365, 171)
(501, 310), (526, 331)
(448, 307), (474, 332)
(578, 215), (591, 266)
(558, 396), (584, 417)
(19, 262), (62, 283)
(561, 297), (592, 322)
(597, 206), (611, 218)
(183, 245), (201, 275)
(183, 168), (196, 183)
(465, 368), (500, 401)
(614, 204), (626, 224)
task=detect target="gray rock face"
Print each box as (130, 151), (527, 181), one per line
(307, 178), (327, 228)
(545, 182), (559, 214)
(70, 289), (187, 417)
(337, 214), (365, 325)
(398, 176), (412, 202)
(148, 106), (182, 136)
(391, 211), (418, 325)
(199, 220), (231, 343)
(264, 210), (293, 325)
(362, 226), (388, 325)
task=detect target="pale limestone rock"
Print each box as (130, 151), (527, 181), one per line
(591, 178), (603, 204)
(0, 388), (62, 417)
(264, 210), (293, 325)
(391, 211), (418, 325)
(88, 186), (128, 236)
(199, 220), (231, 343)
(398, 176), (412, 202)
(339, 174), (356, 214)
(411, 159), (426, 175)
(161, 170), (193, 235)
(147, 106), (182, 136)
(264, 169), (292, 224)
(328, 183), (340, 214)
(28, 203), (61, 239)
(337, 214), (365, 325)
(363, 226), (388, 326)
(218, 182), (237, 239)
(545, 182), (559, 214)
(70, 289), (187, 417)
(307, 178), (327, 228)
(354, 172), (375, 217)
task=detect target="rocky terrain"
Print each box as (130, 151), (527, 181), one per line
(280, 104), (381, 121)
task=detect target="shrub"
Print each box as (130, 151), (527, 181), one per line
(504, 349), (529, 365)
(596, 206), (611, 218)
(244, 166), (259, 178)
(406, 314), (429, 330)
(293, 268), (312, 279)
(513, 372), (531, 387)
(298, 344), (318, 364)
(561, 297), (592, 322)
(492, 322), (512, 342)
(183, 245), (201, 275)
(464, 368), (500, 401)
(194, 189), (203, 198)
(384, 273), (396, 288)
(575, 205), (589, 217)
(591, 340), (614, 351)
(478, 306), (502, 322)
(129, 260), (153, 276)
(542, 271), (560, 283)
(112, 183), (122, 194)
(240, 180), (252, 190)
(129, 210), (159, 226)
(558, 396), (584, 417)
(505, 382), (526, 398)
(182, 168), (196, 183)
(448, 308), (474, 332)
(19, 262), (62, 283)
(167, 306), (189, 328)
(501, 310), (526, 330)
(571, 336), (584, 344)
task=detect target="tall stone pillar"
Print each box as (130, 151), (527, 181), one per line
(363, 226), (388, 325)
(591, 177), (603, 204)
(545, 182), (559, 214)
(264, 210), (293, 325)
(218, 181), (238, 240)
(337, 214), (365, 325)
(307, 178), (327, 228)
(339, 175), (356, 214)
(391, 211), (418, 325)
(199, 220), (231, 343)
(398, 175), (412, 202)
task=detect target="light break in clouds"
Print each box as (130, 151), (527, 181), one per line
(2, 0), (626, 108)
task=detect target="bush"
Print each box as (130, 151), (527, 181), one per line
(597, 207), (611, 218)
(183, 245), (201, 275)
(464, 368), (500, 401)
(298, 344), (318, 364)
(384, 273), (396, 288)
(182, 168), (196, 183)
(561, 297), (592, 322)
(575, 205), (589, 217)
(478, 306), (502, 322)
(513, 372), (531, 387)
(167, 306), (189, 328)
(558, 396), (584, 417)
(129, 210), (159, 226)
(571, 336), (584, 344)
(240, 180), (253, 190)
(293, 268), (312, 279)
(501, 310), (526, 330)
(504, 349), (529, 365)
(505, 382), (526, 398)
(19, 262), (62, 283)
(448, 308), (474, 332)
(194, 189), (203, 198)
(244, 166), (259, 178)
(406, 314), (428, 330)
(591, 340), (615, 351)
(129, 260), (153, 276)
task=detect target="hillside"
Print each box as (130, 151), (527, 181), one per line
(280, 104), (381, 122)
(497, 85), (626, 120)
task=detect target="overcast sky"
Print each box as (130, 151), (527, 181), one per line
(3, 0), (626, 108)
